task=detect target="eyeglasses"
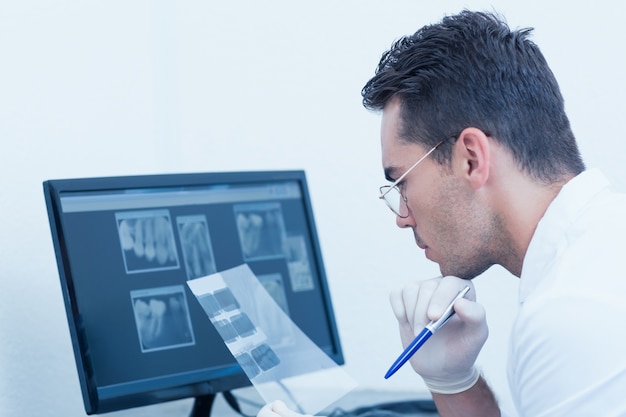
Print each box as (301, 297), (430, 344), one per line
(379, 141), (444, 218)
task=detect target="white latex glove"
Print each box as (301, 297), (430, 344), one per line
(257, 401), (317, 417)
(389, 276), (488, 393)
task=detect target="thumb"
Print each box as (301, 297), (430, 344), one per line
(452, 298), (488, 340)
(268, 400), (315, 417)
(257, 401), (279, 417)
(453, 298), (485, 324)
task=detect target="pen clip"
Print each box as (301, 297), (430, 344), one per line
(429, 286), (470, 332)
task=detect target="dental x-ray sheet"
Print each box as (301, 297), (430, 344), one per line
(187, 264), (357, 415)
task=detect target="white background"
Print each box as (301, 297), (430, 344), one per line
(1, 1), (625, 416)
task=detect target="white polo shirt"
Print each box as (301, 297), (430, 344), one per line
(508, 169), (626, 416)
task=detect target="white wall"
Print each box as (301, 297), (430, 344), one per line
(1, 1), (625, 416)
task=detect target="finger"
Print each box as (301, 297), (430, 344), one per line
(451, 298), (489, 349)
(389, 287), (409, 325)
(453, 298), (486, 327)
(426, 277), (474, 320)
(389, 282), (424, 329)
(272, 400), (315, 417)
(400, 283), (420, 327)
(257, 402), (279, 417)
(390, 278), (441, 329)
(413, 279), (437, 330)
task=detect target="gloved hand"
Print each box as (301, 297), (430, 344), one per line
(257, 400), (317, 417)
(389, 276), (488, 394)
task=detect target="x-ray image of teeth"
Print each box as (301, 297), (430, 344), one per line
(116, 210), (180, 274)
(234, 203), (287, 261)
(236, 352), (261, 379)
(192, 285), (280, 375)
(258, 274), (290, 315)
(285, 235), (314, 292)
(213, 287), (240, 312)
(214, 319), (238, 343)
(177, 215), (217, 280)
(196, 293), (221, 318)
(230, 312), (257, 338)
(239, 273), (294, 348)
(251, 343), (281, 371)
(187, 265), (358, 416)
(130, 285), (195, 353)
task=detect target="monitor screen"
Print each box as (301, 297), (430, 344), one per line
(43, 170), (344, 415)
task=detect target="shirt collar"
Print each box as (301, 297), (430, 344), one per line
(518, 169), (610, 303)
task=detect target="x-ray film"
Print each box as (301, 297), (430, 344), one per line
(187, 264), (358, 415)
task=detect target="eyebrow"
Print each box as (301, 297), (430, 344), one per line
(383, 166), (400, 183)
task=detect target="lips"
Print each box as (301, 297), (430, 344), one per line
(415, 234), (427, 250)
(413, 229), (428, 250)
(414, 233), (432, 260)
(424, 247), (433, 261)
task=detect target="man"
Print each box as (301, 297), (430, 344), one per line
(259, 10), (626, 417)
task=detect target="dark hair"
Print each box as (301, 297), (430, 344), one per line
(361, 10), (585, 183)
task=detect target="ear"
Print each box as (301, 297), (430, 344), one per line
(453, 127), (491, 189)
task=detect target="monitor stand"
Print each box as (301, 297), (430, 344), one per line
(189, 394), (216, 417)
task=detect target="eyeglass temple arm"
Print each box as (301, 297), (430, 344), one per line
(379, 142), (443, 198)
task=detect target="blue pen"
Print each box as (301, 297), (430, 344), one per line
(384, 285), (471, 379)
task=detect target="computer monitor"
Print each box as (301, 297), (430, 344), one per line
(43, 170), (345, 416)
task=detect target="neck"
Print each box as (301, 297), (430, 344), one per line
(493, 174), (571, 277)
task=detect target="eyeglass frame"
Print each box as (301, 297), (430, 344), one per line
(378, 140), (445, 218)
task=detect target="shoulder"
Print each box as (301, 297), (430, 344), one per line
(510, 290), (626, 416)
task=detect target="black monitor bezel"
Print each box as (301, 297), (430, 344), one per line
(43, 170), (344, 414)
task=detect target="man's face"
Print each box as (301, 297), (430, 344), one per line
(380, 99), (497, 279)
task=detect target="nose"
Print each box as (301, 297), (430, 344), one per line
(395, 209), (415, 229)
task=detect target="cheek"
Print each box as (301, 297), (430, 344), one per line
(426, 183), (470, 246)
(408, 191), (452, 245)
(428, 208), (460, 248)
(406, 191), (437, 230)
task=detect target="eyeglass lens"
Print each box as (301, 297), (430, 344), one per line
(380, 186), (406, 217)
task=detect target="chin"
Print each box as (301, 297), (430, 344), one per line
(445, 265), (491, 280)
